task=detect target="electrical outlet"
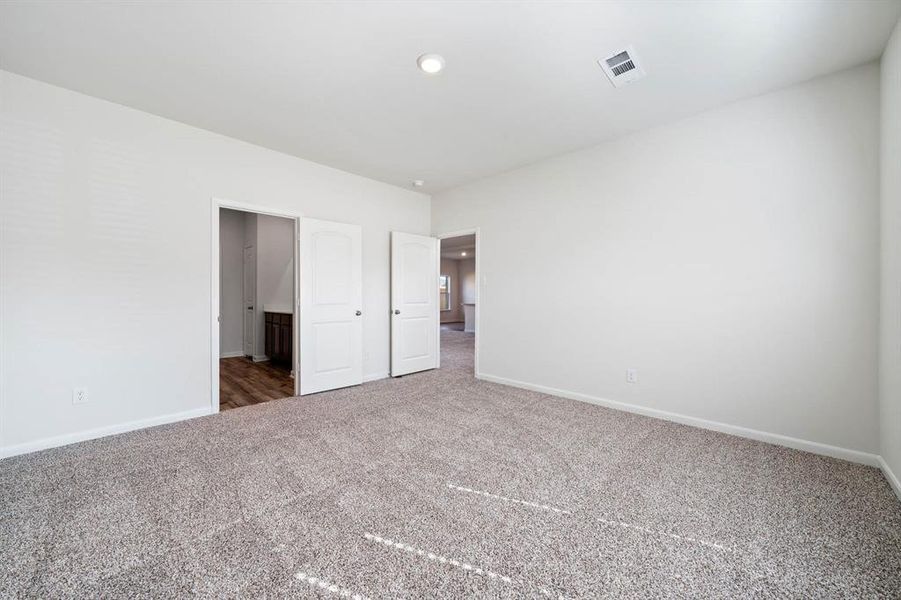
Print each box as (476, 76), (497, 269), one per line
(72, 387), (89, 405)
(626, 369), (638, 384)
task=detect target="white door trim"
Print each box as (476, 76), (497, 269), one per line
(435, 228), (480, 377)
(210, 197), (303, 413)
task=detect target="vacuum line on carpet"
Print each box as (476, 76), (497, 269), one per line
(363, 532), (568, 599)
(447, 483), (733, 553)
(592, 517), (734, 553)
(295, 572), (369, 600)
(447, 483), (571, 513)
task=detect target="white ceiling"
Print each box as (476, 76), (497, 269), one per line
(441, 234), (476, 258)
(1, 1), (898, 192)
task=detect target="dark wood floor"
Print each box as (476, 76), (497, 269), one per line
(219, 357), (294, 411)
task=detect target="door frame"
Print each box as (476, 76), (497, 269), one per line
(210, 197), (302, 413)
(435, 228), (481, 377)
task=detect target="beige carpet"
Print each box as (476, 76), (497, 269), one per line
(1, 329), (900, 598)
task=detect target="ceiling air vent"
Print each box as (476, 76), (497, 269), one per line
(598, 46), (646, 88)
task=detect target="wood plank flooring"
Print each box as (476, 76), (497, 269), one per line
(219, 357), (295, 411)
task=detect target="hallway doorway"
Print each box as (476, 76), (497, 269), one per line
(437, 230), (479, 375)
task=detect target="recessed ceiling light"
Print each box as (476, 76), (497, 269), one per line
(461, 251), (467, 256)
(417, 53), (445, 74)
(412, 179), (425, 187)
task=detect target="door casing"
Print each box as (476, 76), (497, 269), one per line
(211, 197), (302, 412)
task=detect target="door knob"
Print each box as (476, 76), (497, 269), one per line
(355, 310), (362, 316)
(394, 309), (401, 315)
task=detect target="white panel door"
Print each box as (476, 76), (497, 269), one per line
(391, 231), (439, 376)
(242, 246), (255, 357)
(299, 218), (363, 395)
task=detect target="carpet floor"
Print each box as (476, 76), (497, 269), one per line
(1, 329), (900, 598)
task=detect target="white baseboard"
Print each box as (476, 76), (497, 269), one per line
(0, 406), (213, 460)
(3, 370), (895, 505)
(219, 351), (245, 358)
(252, 354), (269, 363)
(477, 372), (881, 467)
(879, 456), (901, 502)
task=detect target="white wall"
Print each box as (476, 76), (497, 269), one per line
(433, 63), (880, 458)
(0, 70), (429, 454)
(440, 258), (462, 322)
(219, 208), (245, 357)
(257, 214), (294, 312)
(254, 213), (294, 358)
(459, 258), (476, 305)
(880, 19), (901, 489)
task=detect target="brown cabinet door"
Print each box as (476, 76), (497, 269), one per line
(264, 312), (292, 365)
(264, 313), (273, 358)
(282, 319), (292, 363)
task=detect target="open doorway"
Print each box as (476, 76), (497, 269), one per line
(216, 206), (298, 411)
(437, 230), (478, 375)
